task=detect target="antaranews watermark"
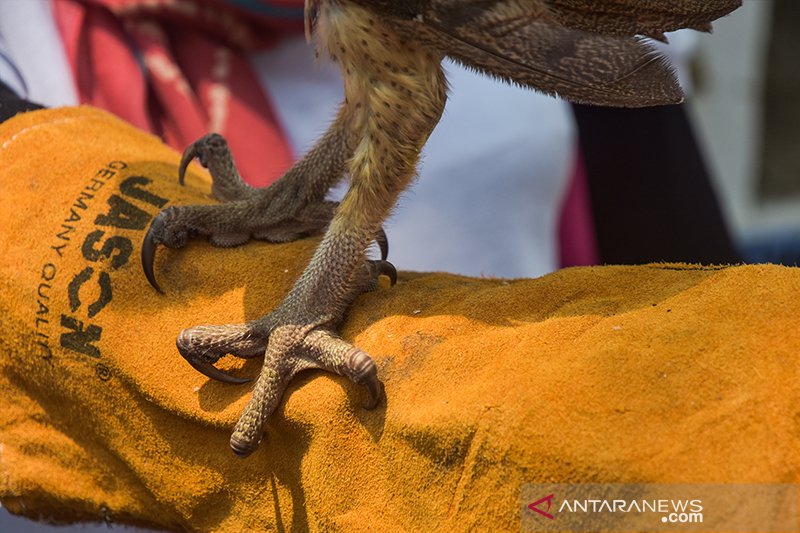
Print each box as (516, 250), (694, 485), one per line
(521, 484), (798, 532)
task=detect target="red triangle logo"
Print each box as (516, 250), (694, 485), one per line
(528, 493), (555, 520)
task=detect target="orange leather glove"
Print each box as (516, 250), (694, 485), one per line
(1, 107), (799, 531)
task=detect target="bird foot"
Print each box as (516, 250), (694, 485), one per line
(174, 258), (394, 456)
(142, 134), (387, 292)
(142, 133), (395, 456)
(226, 323), (382, 457)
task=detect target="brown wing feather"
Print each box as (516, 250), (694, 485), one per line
(415, 8), (683, 107)
(356, 0), (742, 107)
(365, 0), (742, 36)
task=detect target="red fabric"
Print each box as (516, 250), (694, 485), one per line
(558, 150), (599, 268)
(53, 0), (304, 187)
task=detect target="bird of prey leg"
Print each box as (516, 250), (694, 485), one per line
(142, 0), (742, 456)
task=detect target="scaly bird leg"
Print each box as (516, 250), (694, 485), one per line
(143, 2), (446, 455)
(143, 104), (363, 291)
(143, 109), (390, 293)
(228, 3), (447, 454)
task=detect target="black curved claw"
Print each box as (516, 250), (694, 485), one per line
(178, 140), (201, 186)
(375, 227), (389, 261)
(181, 353), (252, 385)
(377, 260), (397, 286)
(363, 376), (383, 410)
(141, 223), (164, 294)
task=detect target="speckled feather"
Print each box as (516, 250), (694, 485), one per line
(352, 0), (742, 106)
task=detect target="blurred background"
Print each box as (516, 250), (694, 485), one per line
(689, 0), (800, 264)
(1, 0), (797, 530)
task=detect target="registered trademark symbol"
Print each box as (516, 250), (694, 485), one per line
(96, 362), (112, 382)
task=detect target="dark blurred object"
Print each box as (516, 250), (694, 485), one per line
(758, 0), (800, 199)
(0, 79), (42, 122)
(572, 103), (742, 265)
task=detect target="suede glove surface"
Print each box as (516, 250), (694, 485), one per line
(1, 106), (799, 532)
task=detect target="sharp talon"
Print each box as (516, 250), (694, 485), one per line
(178, 141), (200, 186)
(376, 227), (389, 261)
(379, 260), (397, 286)
(141, 223), (164, 294)
(363, 377), (382, 410)
(182, 353), (252, 385)
(176, 329), (254, 384)
(347, 348), (382, 409)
